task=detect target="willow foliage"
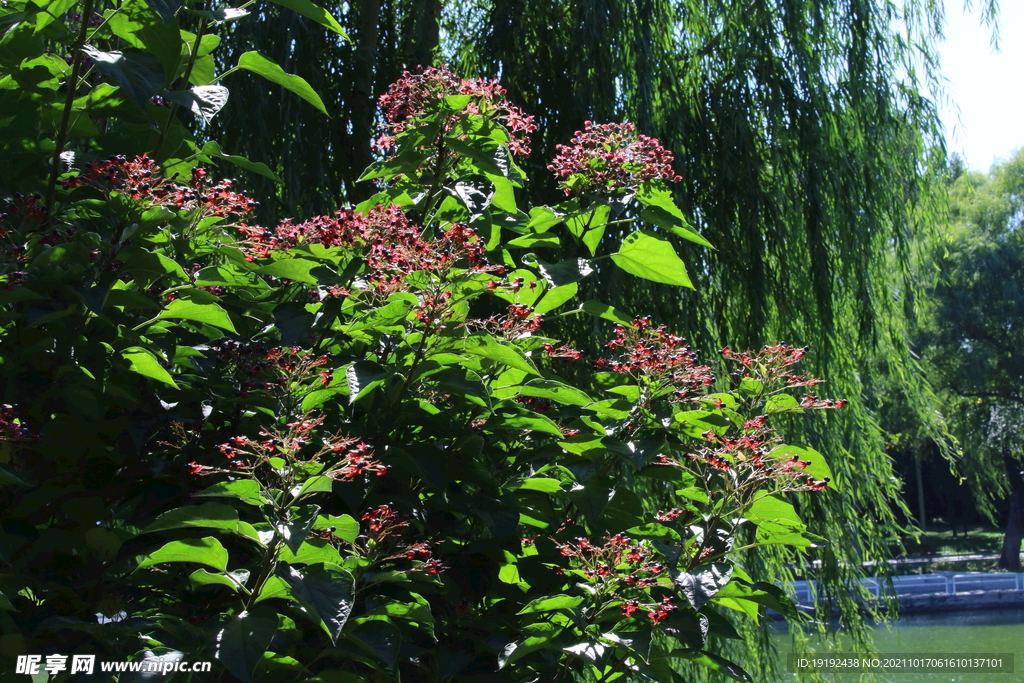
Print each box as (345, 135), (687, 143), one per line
(207, 0), (970, 677)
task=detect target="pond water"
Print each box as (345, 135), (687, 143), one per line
(771, 608), (1024, 682)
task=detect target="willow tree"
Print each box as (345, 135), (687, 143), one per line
(207, 0), (968, 675)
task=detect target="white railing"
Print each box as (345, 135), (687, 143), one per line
(790, 572), (1024, 605)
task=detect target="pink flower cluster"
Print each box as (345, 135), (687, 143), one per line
(240, 205), (505, 294)
(59, 156), (256, 218)
(375, 66), (537, 156)
(594, 317), (714, 400)
(548, 121), (682, 196)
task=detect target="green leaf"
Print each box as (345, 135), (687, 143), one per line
(137, 537), (229, 572)
(236, 51), (328, 116)
(534, 282), (577, 314)
(162, 85), (229, 123)
(297, 475), (333, 497)
(195, 480), (268, 506)
(346, 361), (387, 404)
(274, 504), (320, 555)
(278, 563), (355, 644)
(527, 206), (563, 232)
(121, 347), (178, 387)
(158, 299), (238, 332)
(675, 649), (753, 682)
(201, 140), (282, 182)
(189, 568), (249, 591)
(349, 619), (401, 668)
(640, 205), (714, 248)
(517, 478), (562, 493)
(211, 612), (278, 683)
(462, 336), (540, 376)
(746, 495), (802, 527)
(674, 563), (733, 610)
(81, 45), (165, 109)
(142, 502), (262, 543)
(518, 594), (585, 615)
(768, 444), (836, 489)
(266, 0), (347, 37)
(611, 230), (692, 288)
(256, 258), (321, 284)
(765, 394), (802, 413)
(519, 379), (593, 406)
(312, 515), (359, 543)
(581, 300), (633, 325)
(507, 233), (560, 249)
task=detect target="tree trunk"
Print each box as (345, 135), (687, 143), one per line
(998, 487), (1022, 570)
(343, 0), (382, 200)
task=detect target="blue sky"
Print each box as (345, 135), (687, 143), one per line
(938, 0), (1024, 171)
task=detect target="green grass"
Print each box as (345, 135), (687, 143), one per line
(897, 525), (1005, 557)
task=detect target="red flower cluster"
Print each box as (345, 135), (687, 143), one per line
(548, 121), (682, 196)
(542, 343), (583, 362)
(1, 192), (48, 230)
(375, 65), (537, 156)
(800, 395), (848, 410)
(58, 156), (255, 218)
(647, 596), (676, 625)
(330, 440), (388, 480)
(362, 504), (410, 541)
(241, 205), (504, 294)
(594, 318), (714, 399)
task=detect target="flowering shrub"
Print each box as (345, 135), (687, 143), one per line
(549, 121), (683, 196)
(0, 34), (847, 682)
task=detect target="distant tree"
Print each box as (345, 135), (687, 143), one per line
(916, 149), (1024, 569)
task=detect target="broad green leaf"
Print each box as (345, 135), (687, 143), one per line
(255, 258), (321, 284)
(768, 444), (836, 489)
(236, 51), (328, 116)
(519, 379), (593, 406)
(518, 594), (585, 615)
(195, 480), (268, 506)
(527, 206), (563, 232)
(142, 502), (262, 543)
(349, 619), (401, 668)
(189, 568), (249, 591)
(765, 393), (802, 413)
(640, 205), (714, 248)
(674, 563), (733, 610)
(137, 537), (228, 572)
(278, 563), (354, 643)
(212, 612), (278, 683)
(201, 140), (282, 182)
(611, 230), (692, 288)
(581, 300), (633, 325)
(533, 282), (577, 314)
(714, 581), (800, 620)
(274, 504), (320, 555)
(81, 45), (165, 109)
(517, 478), (562, 493)
(746, 495), (803, 526)
(158, 299), (237, 332)
(507, 233), (560, 249)
(675, 649), (754, 682)
(346, 361), (387, 404)
(296, 476), (333, 498)
(462, 336), (540, 376)
(162, 85), (228, 123)
(121, 347), (178, 387)
(267, 0), (347, 37)
(312, 514), (359, 543)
